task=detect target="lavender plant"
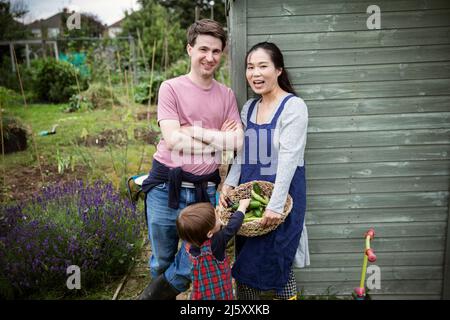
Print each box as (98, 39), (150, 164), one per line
(0, 180), (143, 299)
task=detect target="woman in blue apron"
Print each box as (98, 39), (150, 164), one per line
(220, 42), (308, 299)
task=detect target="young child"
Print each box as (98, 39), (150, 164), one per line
(176, 199), (251, 300)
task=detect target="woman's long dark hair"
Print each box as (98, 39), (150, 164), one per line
(246, 42), (297, 96)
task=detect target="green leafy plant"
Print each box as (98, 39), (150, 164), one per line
(0, 86), (22, 107)
(55, 148), (75, 174)
(67, 83), (121, 112)
(134, 72), (166, 104)
(66, 94), (94, 112)
(165, 58), (190, 78)
(30, 58), (88, 103)
(121, 0), (185, 72)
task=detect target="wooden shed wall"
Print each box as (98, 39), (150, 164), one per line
(228, 0), (450, 299)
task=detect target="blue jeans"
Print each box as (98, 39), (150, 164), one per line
(145, 183), (217, 292)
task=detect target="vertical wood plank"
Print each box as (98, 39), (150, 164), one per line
(229, 0), (247, 110)
(443, 190), (450, 299)
(25, 44), (30, 68)
(9, 43), (15, 73)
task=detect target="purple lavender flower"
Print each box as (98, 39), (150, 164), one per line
(0, 180), (142, 299)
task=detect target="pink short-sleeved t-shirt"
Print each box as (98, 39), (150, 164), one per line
(153, 75), (241, 175)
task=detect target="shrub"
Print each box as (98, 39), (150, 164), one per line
(0, 86), (23, 107)
(0, 58), (33, 93)
(133, 58), (189, 105)
(0, 180), (143, 299)
(66, 83), (121, 112)
(134, 72), (166, 104)
(81, 83), (121, 108)
(165, 58), (190, 79)
(30, 58), (88, 103)
(66, 94), (94, 112)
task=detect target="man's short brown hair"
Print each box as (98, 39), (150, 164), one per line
(187, 19), (227, 50)
(176, 202), (216, 248)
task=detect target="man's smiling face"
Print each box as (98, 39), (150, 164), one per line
(187, 34), (223, 79)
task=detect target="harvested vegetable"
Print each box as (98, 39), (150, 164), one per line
(251, 190), (268, 205)
(225, 182), (272, 223)
(252, 182), (263, 195)
(230, 199), (265, 212)
(244, 216), (262, 223)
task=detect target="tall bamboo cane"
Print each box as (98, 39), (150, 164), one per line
(136, 28), (149, 73)
(12, 46), (44, 183)
(147, 39), (156, 120)
(12, 45), (27, 107)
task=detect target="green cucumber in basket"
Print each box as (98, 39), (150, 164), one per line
(230, 200), (264, 211)
(244, 216), (262, 223)
(251, 190), (268, 205)
(252, 182), (263, 195)
(251, 182), (269, 205)
(254, 208), (263, 218)
(245, 210), (255, 217)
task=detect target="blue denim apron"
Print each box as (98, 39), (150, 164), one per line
(232, 94), (307, 291)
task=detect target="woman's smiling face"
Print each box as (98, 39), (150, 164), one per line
(246, 48), (282, 95)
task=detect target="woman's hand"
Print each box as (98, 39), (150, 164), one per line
(219, 184), (234, 207)
(260, 208), (283, 228)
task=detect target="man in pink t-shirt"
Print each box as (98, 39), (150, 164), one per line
(138, 19), (243, 300)
(154, 72), (242, 175)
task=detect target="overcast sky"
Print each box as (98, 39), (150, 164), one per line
(14, 0), (140, 26)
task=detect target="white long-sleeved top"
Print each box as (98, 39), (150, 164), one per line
(224, 96), (310, 268)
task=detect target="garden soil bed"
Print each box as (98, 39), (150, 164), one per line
(77, 129), (128, 147)
(0, 163), (88, 203)
(136, 111), (157, 121)
(133, 127), (159, 145)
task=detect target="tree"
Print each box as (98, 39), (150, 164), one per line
(0, 0), (31, 71)
(59, 11), (106, 51)
(157, 0), (226, 30)
(121, 0), (186, 71)
(60, 11), (105, 38)
(0, 0), (30, 40)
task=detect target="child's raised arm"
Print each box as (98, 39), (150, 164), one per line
(238, 198), (251, 213)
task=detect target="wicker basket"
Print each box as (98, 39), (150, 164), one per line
(217, 180), (293, 237)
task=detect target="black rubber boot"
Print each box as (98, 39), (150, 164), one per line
(138, 274), (180, 300)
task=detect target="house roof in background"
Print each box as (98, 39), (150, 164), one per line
(27, 11), (64, 29)
(108, 17), (125, 28)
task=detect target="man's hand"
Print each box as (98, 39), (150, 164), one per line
(221, 119), (238, 131)
(159, 119), (214, 154)
(179, 119), (238, 143)
(185, 120), (243, 152)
